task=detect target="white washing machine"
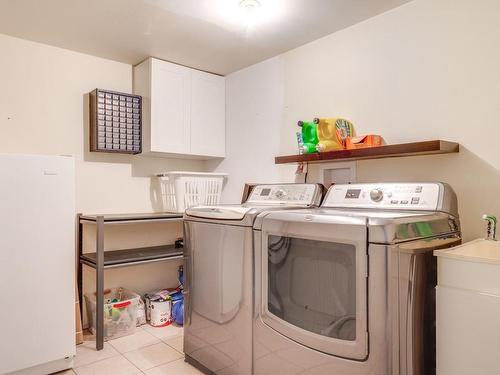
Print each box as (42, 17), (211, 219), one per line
(183, 183), (323, 375)
(253, 182), (461, 375)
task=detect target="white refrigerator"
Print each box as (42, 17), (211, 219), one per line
(0, 154), (75, 375)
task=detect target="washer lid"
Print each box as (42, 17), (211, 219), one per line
(185, 205), (253, 220)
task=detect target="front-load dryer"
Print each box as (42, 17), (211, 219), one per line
(183, 183), (323, 375)
(253, 182), (461, 375)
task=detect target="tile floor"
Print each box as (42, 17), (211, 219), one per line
(55, 324), (204, 375)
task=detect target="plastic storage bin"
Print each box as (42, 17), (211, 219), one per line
(157, 171), (228, 213)
(85, 288), (140, 340)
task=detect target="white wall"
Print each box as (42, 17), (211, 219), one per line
(216, 0), (500, 241)
(207, 56), (297, 203)
(0, 34), (202, 321)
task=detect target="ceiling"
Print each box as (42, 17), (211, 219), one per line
(0, 0), (411, 75)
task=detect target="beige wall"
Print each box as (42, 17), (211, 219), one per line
(219, 0), (500, 241)
(0, 34), (201, 321)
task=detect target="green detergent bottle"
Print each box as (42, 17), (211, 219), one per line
(297, 121), (319, 154)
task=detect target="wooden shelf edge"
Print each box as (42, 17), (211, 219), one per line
(274, 140), (459, 164)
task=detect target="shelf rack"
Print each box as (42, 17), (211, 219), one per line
(274, 140), (459, 164)
(77, 212), (183, 351)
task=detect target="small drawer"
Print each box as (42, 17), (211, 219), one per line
(105, 110), (112, 116)
(133, 130), (140, 135)
(133, 97), (139, 103)
(120, 117), (126, 123)
(127, 119), (133, 124)
(127, 113), (133, 119)
(127, 134), (133, 140)
(120, 128), (126, 134)
(97, 97), (105, 104)
(132, 103), (139, 109)
(97, 125), (106, 132)
(112, 99), (119, 105)
(98, 91), (105, 98)
(133, 109), (140, 114)
(106, 143), (113, 148)
(97, 114), (105, 121)
(126, 124), (132, 129)
(126, 97), (132, 102)
(98, 120), (105, 126)
(97, 136), (105, 143)
(126, 108), (132, 113)
(112, 105), (119, 111)
(133, 135), (140, 141)
(133, 146), (140, 152)
(105, 132), (113, 138)
(105, 104), (112, 110)
(112, 94), (119, 100)
(98, 143), (106, 149)
(120, 145), (127, 151)
(127, 140), (133, 145)
(112, 144), (120, 150)
(105, 126), (113, 132)
(97, 109), (105, 115)
(105, 115), (112, 121)
(133, 140), (141, 146)
(105, 93), (112, 99)
(105, 121), (113, 126)
(132, 114), (140, 119)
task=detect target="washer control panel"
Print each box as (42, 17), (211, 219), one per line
(247, 184), (320, 206)
(323, 183), (442, 211)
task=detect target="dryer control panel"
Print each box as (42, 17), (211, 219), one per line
(247, 184), (321, 206)
(323, 183), (444, 211)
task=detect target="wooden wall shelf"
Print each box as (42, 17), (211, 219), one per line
(275, 140), (459, 164)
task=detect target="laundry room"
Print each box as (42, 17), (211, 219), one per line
(0, 0), (498, 375)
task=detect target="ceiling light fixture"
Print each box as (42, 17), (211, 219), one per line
(239, 0), (261, 12)
(210, 0), (284, 33)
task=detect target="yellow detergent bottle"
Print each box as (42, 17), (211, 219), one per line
(314, 117), (355, 152)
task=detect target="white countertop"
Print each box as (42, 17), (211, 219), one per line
(435, 238), (500, 265)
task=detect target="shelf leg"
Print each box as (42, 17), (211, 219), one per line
(77, 214), (83, 318)
(96, 216), (105, 351)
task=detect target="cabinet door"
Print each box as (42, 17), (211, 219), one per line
(437, 286), (500, 375)
(150, 59), (191, 154)
(190, 70), (225, 157)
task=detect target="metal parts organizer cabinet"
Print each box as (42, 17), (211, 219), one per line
(77, 212), (184, 350)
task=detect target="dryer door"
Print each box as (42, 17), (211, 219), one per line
(260, 212), (368, 360)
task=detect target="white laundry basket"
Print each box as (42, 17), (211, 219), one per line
(157, 171), (228, 213)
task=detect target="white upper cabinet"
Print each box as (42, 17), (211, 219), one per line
(133, 57), (225, 158)
(190, 70), (226, 157)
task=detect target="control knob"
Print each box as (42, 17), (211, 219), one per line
(275, 189), (287, 199)
(370, 188), (384, 202)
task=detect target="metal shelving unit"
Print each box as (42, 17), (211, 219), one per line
(77, 212), (183, 351)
